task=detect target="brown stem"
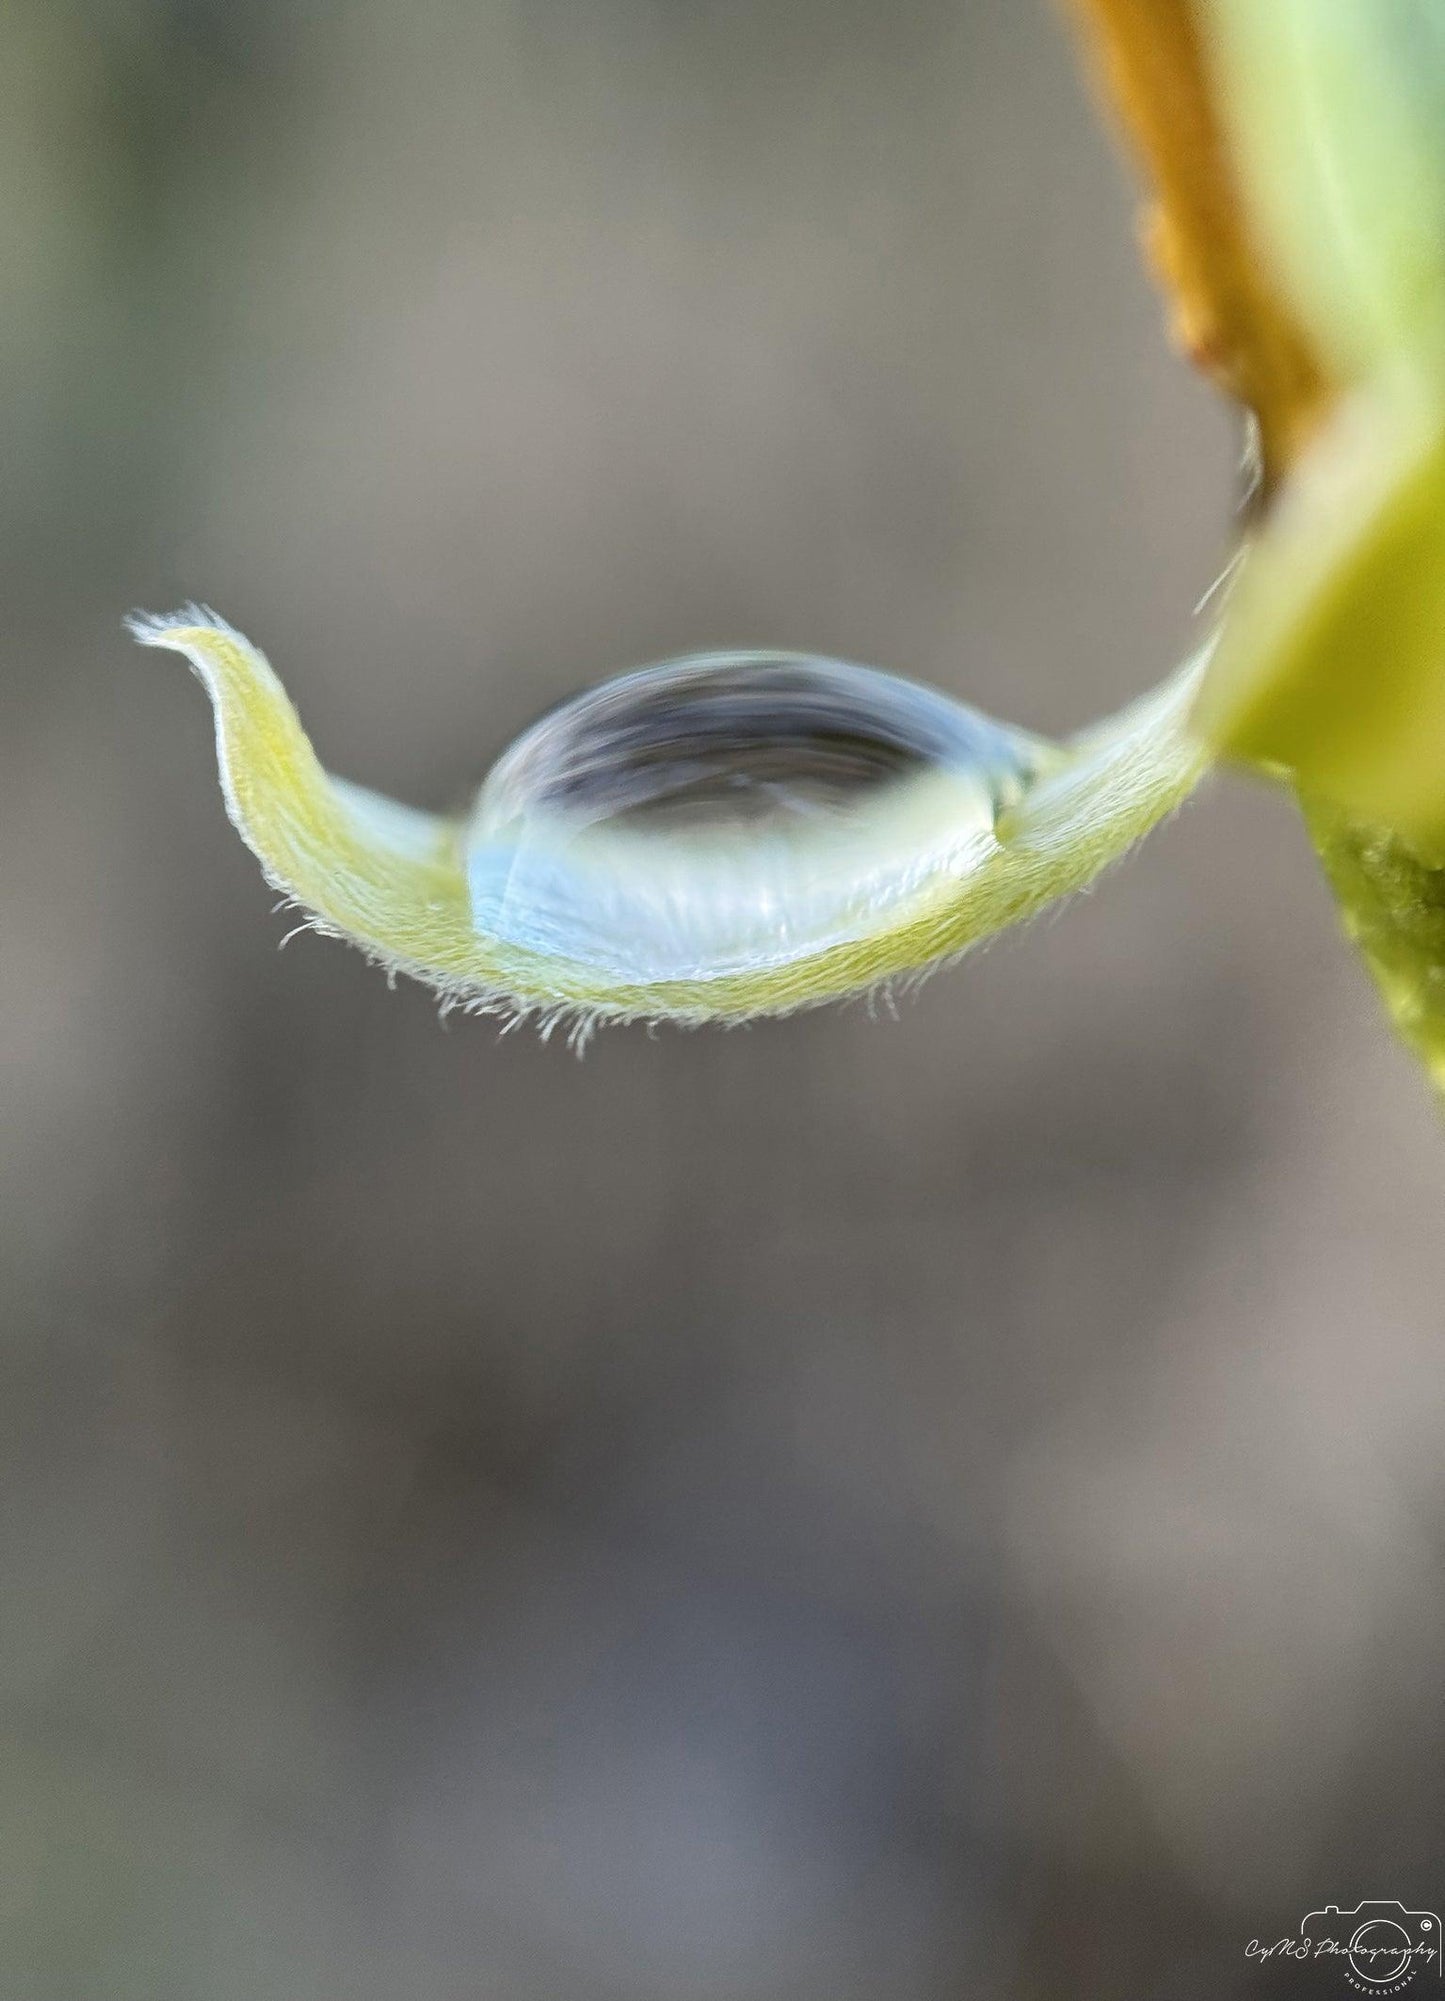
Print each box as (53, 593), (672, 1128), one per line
(1062, 0), (1330, 486)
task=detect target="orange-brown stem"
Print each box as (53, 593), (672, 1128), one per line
(1062, 0), (1330, 485)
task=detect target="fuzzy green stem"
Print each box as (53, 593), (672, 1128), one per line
(1303, 798), (1445, 1095)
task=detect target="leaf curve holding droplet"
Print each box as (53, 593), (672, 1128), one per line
(130, 608), (1209, 1030)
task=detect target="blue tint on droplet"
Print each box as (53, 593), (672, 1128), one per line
(467, 653), (1046, 983)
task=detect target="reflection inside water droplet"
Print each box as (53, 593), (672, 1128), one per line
(468, 653), (1047, 983)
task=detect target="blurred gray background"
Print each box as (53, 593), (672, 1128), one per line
(4, 2), (1445, 1996)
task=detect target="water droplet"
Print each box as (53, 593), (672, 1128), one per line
(468, 653), (1046, 983)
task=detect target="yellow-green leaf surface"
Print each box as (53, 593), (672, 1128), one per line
(1205, 0), (1445, 379)
(1197, 1), (1445, 844)
(130, 609), (1209, 1031)
(1197, 384), (1445, 852)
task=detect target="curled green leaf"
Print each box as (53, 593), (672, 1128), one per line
(130, 609), (1209, 1031)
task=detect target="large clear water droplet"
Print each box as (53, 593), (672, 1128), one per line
(467, 653), (1047, 983)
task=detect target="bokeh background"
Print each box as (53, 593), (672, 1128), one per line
(5, 2), (1445, 1996)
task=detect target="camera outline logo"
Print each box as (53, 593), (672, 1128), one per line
(1301, 1903), (1443, 1993)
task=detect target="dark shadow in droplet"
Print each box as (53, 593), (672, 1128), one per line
(479, 654), (1040, 834)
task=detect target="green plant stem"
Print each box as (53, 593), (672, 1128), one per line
(1303, 797), (1445, 1094)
